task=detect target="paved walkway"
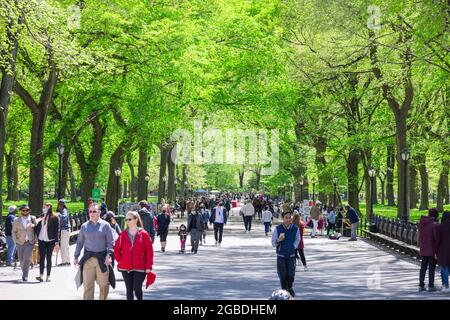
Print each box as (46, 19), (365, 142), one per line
(0, 212), (448, 300)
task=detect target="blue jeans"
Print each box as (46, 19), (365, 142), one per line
(6, 236), (16, 264)
(441, 266), (449, 287)
(264, 222), (271, 234)
(277, 255), (296, 290)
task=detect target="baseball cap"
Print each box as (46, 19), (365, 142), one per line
(8, 205), (17, 213)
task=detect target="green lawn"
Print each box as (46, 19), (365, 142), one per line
(2, 196), (159, 216)
(358, 203), (450, 222)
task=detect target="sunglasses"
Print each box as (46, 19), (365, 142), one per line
(22, 209), (29, 212)
(88, 210), (98, 213)
(125, 218), (134, 222)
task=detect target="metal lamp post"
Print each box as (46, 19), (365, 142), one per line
(56, 143), (64, 200)
(115, 168), (121, 213)
(401, 148), (410, 223)
(145, 175), (150, 200)
(333, 177), (337, 208)
(368, 168), (376, 222)
(312, 178), (317, 202)
(300, 180), (304, 202)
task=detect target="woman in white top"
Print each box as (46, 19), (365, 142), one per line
(35, 203), (60, 282)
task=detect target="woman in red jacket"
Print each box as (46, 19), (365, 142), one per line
(114, 211), (154, 300)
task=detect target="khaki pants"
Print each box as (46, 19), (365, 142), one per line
(82, 257), (110, 300)
(60, 230), (70, 263)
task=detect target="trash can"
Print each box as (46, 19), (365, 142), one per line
(115, 214), (126, 230)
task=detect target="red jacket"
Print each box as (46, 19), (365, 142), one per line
(114, 229), (154, 271)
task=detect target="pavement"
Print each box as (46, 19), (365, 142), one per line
(0, 208), (449, 300)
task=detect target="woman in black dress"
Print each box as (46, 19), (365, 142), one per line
(156, 206), (171, 252)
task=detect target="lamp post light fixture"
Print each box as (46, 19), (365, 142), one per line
(115, 168), (121, 213)
(401, 148), (410, 223)
(56, 143), (64, 200)
(332, 177), (337, 208)
(368, 168), (376, 222)
(312, 178), (317, 202)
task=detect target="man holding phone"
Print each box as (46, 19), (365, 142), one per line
(271, 211), (300, 297)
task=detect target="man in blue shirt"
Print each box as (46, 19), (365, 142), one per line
(345, 205), (359, 241)
(272, 211), (300, 297)
(5, 206), (17, 266)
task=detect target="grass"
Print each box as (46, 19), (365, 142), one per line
(1, 196), (160, 216)
(358, 203), (450, 222)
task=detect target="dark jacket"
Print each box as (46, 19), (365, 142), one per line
(210, 207), (227, 224)
(156, 213), (170, 235)
(5, 213), (16, 236)
(187, 212), (204, 232)
(35, 215), (60, 244)
(138, 208), (155, 240)
(418, 216), (439, 256)
(436, 221), (450, 266)
(348, 207), (359, 224)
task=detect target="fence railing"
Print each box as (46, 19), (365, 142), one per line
(358, 214), (419, 247)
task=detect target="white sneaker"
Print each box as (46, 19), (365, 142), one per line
(441, 286), (450, 292)
(215, 241), (218, 246)
(218, 242), (221, 247)
(304, 266), (308, 271)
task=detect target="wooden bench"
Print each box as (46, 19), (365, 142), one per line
(362, 229), (420, 259)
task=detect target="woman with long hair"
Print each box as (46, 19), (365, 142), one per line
(114, 211), (153, 300)
(292, 212), (308, 271)
(35, 203), (60, 282)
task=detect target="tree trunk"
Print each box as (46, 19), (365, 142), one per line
(137, 146), (148, 201)
(181, 164), (187, 198)
(373, 174), (378, 204)
(409, 163), (418, 209)
(167, 145), (176, 203)
(437, 161), (449, 212)
(238, 166), (244, 188)
(364, 170), (371, 219)
(68, 159), (77, 202)
(0, 13), (21, 222)
(123, 180), (128, 199)
(5, 148), (19, 201)
(395, 116), (410, 220)
(106, 141), (128, 213)
(59, 149), (70, 199)
(378, 176), (385, 205)
(255, 166), (261, 192)
(126, 153), (136, 202)
(418, 154), (429, 210)
(314, 137), (328, 204)
(158, 144), (169, 202)
(347, 149), (360, 213)
(386, 144), (396, 206)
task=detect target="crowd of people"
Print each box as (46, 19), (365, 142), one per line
(2, 191), (450, 300)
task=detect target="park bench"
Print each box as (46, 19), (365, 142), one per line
(362, 214), (420, 260)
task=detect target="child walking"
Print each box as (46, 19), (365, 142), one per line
(178, 224), (188, 254)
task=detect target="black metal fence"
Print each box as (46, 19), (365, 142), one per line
(358, 214), (419, 247)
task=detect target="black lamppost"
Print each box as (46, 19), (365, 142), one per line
(145, 175), (150, 200)
(401, 148), (410, 223)
(368, 168), (376, 221)
(312, 178), (317, 202)
(56, 143), (64, 200)
(115, 168), (121, 213)
(333, 177), (337, 208)
(300, 180), (304, 202)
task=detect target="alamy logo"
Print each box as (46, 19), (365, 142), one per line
(171, 121), (279, 175)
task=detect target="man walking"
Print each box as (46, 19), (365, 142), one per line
(242, 199), (255, 233)
(271, 211), (300, 297)
(12, 205), (37, 282)
(187, 209), (204, 254)
(346, 205), (359, 241)
(309, 202), (320, 238)
(5, 206), (17, 266)
(210, 202), (227, 246)
(58, 199), (71, 266)
(74, 203), (115, 300)
(138, 200), (156, 242)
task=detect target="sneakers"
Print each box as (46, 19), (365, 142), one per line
(441, 286), (450, 292)
(218, 242), (221, 247)
(418, 286), (426, 292)
(191, 248), (194, 253)
(288, 288), (296, 297)
(36, 276), (44, 282)
(215, 241), (218, 246)
(428, 286), (437, 292)
(161, 247), (165, 252)
(348, 238), (357, 241)
(304, 265), (308, 271)
(265, 233), (268, 236)
(199, 242), (203, 246)
(45, 277), (51, 282)
(194, 250), (198, 254)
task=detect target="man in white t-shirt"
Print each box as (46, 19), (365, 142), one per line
(210, 202), (227, 246)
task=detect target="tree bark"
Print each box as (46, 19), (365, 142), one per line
(373, 174), (378, 204)
(167, 145), (176, 203)
(238, 166), (244, 188)
(106, 140), (129, 213)
(158, 144), (169, 202)
(181, 164), (187, 198)
(386, 144), (396, 206)
(68, 159), (77, 203)
(347, 149), (360, 213)
(314, 137), (328, 204)
(5, 148), (19, 201)
(437, 160), (449, 212)
(74, 115), (106, 209)
(418, 153), (429, 210)
(126, 153), (136, 202)
(137, 145), (148, 201)
(0, 12), (21, 221)
(255, 166), (261, 192)
(409, 162), (418, 209)
(378, 175), (385, 205)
